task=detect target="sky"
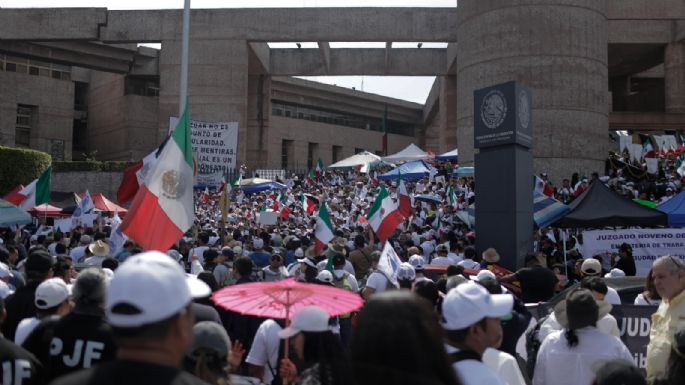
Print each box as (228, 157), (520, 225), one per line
(3, 0), (457, 104)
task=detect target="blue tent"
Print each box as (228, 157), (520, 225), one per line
(377, 160), (436, 181)
(453, 167), (474, 176)
(242, 181), (287, 194)
(657, 190), (685, 227)
(435, 148), (458, 161)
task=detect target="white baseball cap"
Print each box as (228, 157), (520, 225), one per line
(106, 251), (211, 328)
(604, 268), (626, 278)
(397, 263), (416, 281)
(253, 238), (264, 249)
(294, 248), (304, 258)
(35, 278), (70, 309)
(278, 305), (330, 339)
(470, 270), (497, 282)
(442, 281), (513, 330)
(316, 270), (333, 283)
(408, 255), (426, 271)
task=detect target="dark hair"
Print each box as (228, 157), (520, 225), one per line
(198, 232), (210, 244)
(446, 265), (463, 277)
(53, 256), (71, 278)
(102, 258), (119, 271)
(55, 243), (67, 255)
(197, 272), (219, 292)
(0, 245), (9, 262)
(354, 234), (366, 248)
(351, 291), (462, 385)
(463, 247), (476, 260)
(233, 256), (253, 277)
(565, 329), (579, 348)
(304, 265), (319, 283)
(476, 279), (503, 294)
(444, 318), (488, 345)
(413, 280), (440, 308)
(94, 232), (107, 241)
(203, 249), (219, 263)
(299, 331), (353, 385)
(580, 276), (608, 295)
(644, 268), (661, 301)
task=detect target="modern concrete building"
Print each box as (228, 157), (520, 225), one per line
(0, 2), (683, 180)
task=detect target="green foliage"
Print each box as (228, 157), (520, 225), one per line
(0, 146), (52, 195)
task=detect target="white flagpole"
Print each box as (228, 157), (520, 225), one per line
(179, 0), (191, 116)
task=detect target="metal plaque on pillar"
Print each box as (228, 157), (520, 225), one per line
(474, 81), (534, 271)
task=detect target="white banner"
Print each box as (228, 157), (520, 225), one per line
(170, 117), (239, 187)
(582, 229), (685, 276)
(619, 136), (632, 154)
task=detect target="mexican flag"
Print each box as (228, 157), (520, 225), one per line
(300, 192), (316, 215)
(315, 159), (324, 177)
(120, 104), (195, 251)
(534, 176), (554, 197)
(314, 202), (334, 255)
(200, 187), (210, 203)
(366, 185), (404, 242)
(18, 166), (52, 210)
(640, 134), (655, 158)
(447, 185), (458, 207)
(305, 169), (316, 185)
(397, 173), (412, 217)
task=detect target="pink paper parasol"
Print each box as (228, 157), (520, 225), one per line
(212, 278), (363, 319)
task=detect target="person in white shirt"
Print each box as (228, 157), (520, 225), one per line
(408, 255), (433, 284)
(69, 234), (91, 263)
(482, 348), (527, 385)
(448, 244), (464, 265)
(189, 232), (211, 266)
(84, 240), (110, 267)
(15, 278), (71, 345)
(580, 258), (621, 305)
(457, 246), (481, 270)
(442, 281), (512, 385)
(431, 244), (454, 266)
(246, 319), (283, 385)
(633, 267), (662, 306)
(538, 277), (621, 342)
(362, 252), (391, 300)
(533, 289), (632, 385)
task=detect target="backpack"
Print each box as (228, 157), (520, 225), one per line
(525, 314), (550, 378)
(333, 271), (353, 291)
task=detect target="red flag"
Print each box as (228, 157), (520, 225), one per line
(116, 160), (144, 204)
(280, 206), (292, 219)
(2, 184), (26, 206)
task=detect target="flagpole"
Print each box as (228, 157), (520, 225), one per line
(179, 0), (191, 116)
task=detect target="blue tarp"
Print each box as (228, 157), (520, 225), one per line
(657, 190), (685, 228)
(377, 160), (436, 181)
(453, 167), (474, 176)
(242, 181), (287, 194)
(454, 192), (569, 229)
(436, 148), (458, 161)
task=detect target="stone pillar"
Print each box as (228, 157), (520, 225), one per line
(439, 75), (457, 152)
(247, 74), (271, 169)
(457, 0), (609, 182)
(665, 42), (685, 114)
(159, 39), (249, 166)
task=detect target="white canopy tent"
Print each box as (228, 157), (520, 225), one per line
(381, 143), (433, 163)
(328, 151), (382, 168)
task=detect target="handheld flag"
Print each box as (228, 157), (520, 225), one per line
(378, 241), (402, 287)
(314, 202), (335, 255)
(18, 166), (52, 210)
(366, 185), (404, 243)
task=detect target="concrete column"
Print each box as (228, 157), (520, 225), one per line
(439, 75), (457, 152)
(247, 74), (271, 169)
(457, 0), (609, 182)
(159, 39), (249, 166)
(665, 42), (685, 114)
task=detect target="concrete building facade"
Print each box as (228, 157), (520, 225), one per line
(0, 2), (683, 180)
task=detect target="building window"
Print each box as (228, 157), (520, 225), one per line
(307, 142), (318, 170)
(282, 140), (293, 170)
(15, 104), (35, 147)
(332, 146), (342, 163)
(0, 55), (70, 80)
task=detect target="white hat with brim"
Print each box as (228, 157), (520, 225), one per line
(88, 240), (110, 257)
(106, 251), (211, 328)
(554, 289), (612, 330)
(442, 281), (513, 330)
(278, 305), (330, 339)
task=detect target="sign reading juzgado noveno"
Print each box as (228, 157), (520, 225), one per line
(170, 117), (239, 187)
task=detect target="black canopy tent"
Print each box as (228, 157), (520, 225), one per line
(556, 180), (667, 228)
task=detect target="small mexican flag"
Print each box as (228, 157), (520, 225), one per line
(397, 172), (412, 217)
(18, 166), (52, 210)
(300, 192), (316, 215)
(640, 134), (655, 158)
(305, 169), (316, 185)
(120, 103), (195, 251)
(315, 159), (324, 177)
(366, 185), (404, 242)
(314, 202), (334, 255)
(447, 185), (458, 208)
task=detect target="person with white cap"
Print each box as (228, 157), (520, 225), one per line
(408, 254), (433, 284)
(580, 258), (621, 305)
(431, 244), (454, 266)
(50, 251), (211, 385)
(533, 289), (632, 385)
(361, 252), (390, 300)
(442, 281), (512, 385)
(249, 238), (271, 268)
(397, 262), (416, 289)
(277, 306), (353, 385)
(14, 278), (71, 346)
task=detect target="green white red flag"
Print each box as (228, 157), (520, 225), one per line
(120, 103), (195, 251)
(366, 185), (404, 243)
(300, 192), (316, 215)
(18, 166), (52, 210)
(314, 202), (335, 255)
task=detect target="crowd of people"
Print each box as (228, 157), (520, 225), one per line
(1, 162), (685, 385)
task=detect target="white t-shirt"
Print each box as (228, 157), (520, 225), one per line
(538, 311), (620, 343)
(245, 319), (282, 385)
(448, 253), (463, 264)
(69, 246), (88, 262)
(365, 272), (389, 293)
(315, 259), (355, 275)
(189, 246), (210, 265)
(458, 259), (480, 270)
(15, 317), (41, 346)
(634, 293), (661, 306)
(84, 255), (107, 267)
(482, 348), (526, 385)
(431, 256), (454, 266)
(445, 345), (507, 385)
(604, 287), (621, 305)
(533, 327), (632, 385)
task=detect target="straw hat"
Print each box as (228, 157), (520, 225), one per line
(554, 289), (612, 330)
(88, 240), (110, 257)
(482, 248), (500, 264)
